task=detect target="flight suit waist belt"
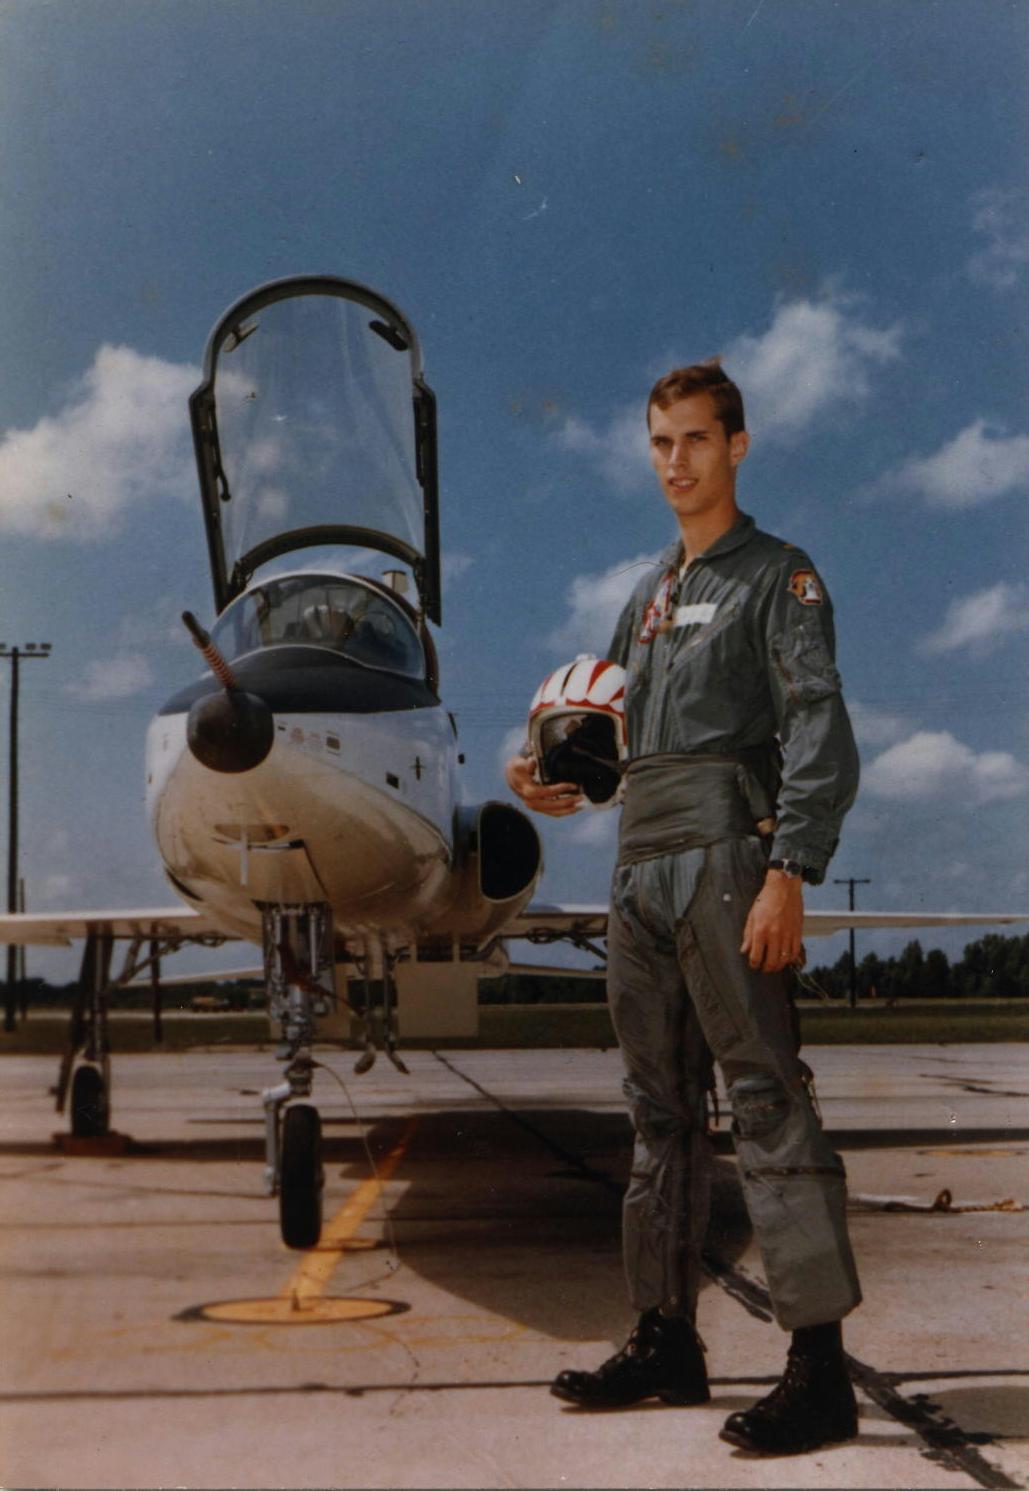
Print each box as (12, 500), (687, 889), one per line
(618, 753), (772, 866)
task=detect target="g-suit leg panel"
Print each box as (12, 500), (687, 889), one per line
(676, 837), (862, 1330)
(607, 859), (713, 1321)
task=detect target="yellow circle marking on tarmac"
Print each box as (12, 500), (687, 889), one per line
(187, 1117), (420, 1327)
(283, 1116), (420, 1308)
(199, 1297), (397, 1325)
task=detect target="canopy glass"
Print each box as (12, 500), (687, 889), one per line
(191, 278), (439, 620)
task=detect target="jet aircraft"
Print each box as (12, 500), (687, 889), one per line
(1, 275), (1026, 1251)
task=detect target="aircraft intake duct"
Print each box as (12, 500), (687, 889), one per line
(437, 802), (543, 941)
(476, 803), (542, 901)
(182, 611), (274, 774)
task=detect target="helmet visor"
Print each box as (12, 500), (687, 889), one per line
(539, 712), (622, 804)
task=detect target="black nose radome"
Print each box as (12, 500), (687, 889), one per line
(186, 689), (274, 774)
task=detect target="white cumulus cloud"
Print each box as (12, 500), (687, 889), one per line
(884, 419), (1029, 509)
(553, 293), (902, 489)
(863, 730), (1029, 805)
(442, 551), (474, 584)
(548, 552), (661, 656)
(41, 873), (74, 903)
(723, 294), (902, 441)
(848, 700), (909, 748)
(496, 723), (528, 773)
(65, 653), (155, 702)
(0, 345), (198, 540)
(569, 809), (619, 847)
(921, 583), (1029, 655)
(555, 406), (650, 493)
(968, 187), (1029, 291)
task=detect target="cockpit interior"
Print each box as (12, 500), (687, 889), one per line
(210, 573), (426, 680)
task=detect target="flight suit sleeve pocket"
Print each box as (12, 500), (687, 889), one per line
(772, 622), (842, 706)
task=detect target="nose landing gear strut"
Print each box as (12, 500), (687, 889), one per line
(260, 905), (333, 1249)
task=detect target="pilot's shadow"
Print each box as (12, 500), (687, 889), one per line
(330, 1108), (751, 1346)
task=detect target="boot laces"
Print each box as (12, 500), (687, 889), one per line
(755, 1348), (815, 1420)
(597, 1325), (646, 1376)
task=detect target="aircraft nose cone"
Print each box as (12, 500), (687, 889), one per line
(186, 689), (274, 773)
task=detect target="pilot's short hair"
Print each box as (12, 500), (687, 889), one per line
(647, 360), (746, 438)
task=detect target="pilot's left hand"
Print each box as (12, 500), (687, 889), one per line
(741, 870), (804, 973)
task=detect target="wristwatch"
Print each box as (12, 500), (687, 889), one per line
(768, 858), (806, 880)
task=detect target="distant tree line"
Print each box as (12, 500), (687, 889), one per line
(7, 935), (1029, 1009)
(4, 978), (263, 1011)
(807, 934), (1029, 1001)
(487, 934), (1029, 1004)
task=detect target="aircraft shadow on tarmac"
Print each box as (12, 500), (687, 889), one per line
(5, 1108), (1029, 1350)
(2, 1106), (752, 1343)
(350, 1108), (757, 1345)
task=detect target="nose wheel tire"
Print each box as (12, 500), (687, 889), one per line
(70, 1064), (109, 1138)
(279, 1103), (324, 1250)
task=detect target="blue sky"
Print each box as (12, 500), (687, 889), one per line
(1, 0), (1027, 981)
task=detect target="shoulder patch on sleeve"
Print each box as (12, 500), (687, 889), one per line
(788, 568), (824, 606)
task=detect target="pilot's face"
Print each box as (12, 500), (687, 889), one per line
(648, 393), (748, 523)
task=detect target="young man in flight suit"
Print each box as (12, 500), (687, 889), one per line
(505, 362), (862, 1455)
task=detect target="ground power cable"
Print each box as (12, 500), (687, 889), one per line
(431, 1050), (1019, 1490)
(311, 1057), (403, 1286)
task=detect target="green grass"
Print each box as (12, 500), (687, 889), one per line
(477, 1001), (1029, 1047)
(795, 1000), (1029, 1045)
(0, 1013), (272, 1055)
(2, 1000), (1027, 1055)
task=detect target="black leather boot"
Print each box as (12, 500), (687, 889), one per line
(719, 1322), (858, 1454)
(551, 1308), (710, 1409)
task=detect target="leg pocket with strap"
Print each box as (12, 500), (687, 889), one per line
(729, 1074), (861, 1328)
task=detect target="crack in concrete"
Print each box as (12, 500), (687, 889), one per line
(432, 1050), (1022, 1490)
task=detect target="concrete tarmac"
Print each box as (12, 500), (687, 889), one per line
(0, 1043), (1026, 1489)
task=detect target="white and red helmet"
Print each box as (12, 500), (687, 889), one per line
(527, 656), (627, 807)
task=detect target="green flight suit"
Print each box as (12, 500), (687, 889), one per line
(605, 512), (862, 1330)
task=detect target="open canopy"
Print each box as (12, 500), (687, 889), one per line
(190, 276), (440, 621)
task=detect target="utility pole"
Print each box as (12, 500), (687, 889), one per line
(17, 877), (27, 1019)
(1, 643), (53, 1031)
(833, 876), (871, 1009)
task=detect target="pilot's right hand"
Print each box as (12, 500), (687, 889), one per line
(504, 754), (583, 817)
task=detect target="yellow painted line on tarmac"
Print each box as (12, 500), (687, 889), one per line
(195, 1117), (419, 1325)
(284, 1115), (420, 1306)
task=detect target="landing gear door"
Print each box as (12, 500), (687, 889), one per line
(190, 276), (441, 623)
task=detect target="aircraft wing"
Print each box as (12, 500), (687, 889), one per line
(510, 903), (610, 938)
(126, 966), (263, 987)
(800, 910), (1029, 938)
(0, 907), (233, 947)
(511, 902), (1029, 943)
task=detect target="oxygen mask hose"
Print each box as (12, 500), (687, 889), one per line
(181, 611), (274, 773)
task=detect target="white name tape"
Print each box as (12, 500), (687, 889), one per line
(673, 603), (717, 627)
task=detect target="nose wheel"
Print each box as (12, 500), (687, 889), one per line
(279, 1103), (324, 1250)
